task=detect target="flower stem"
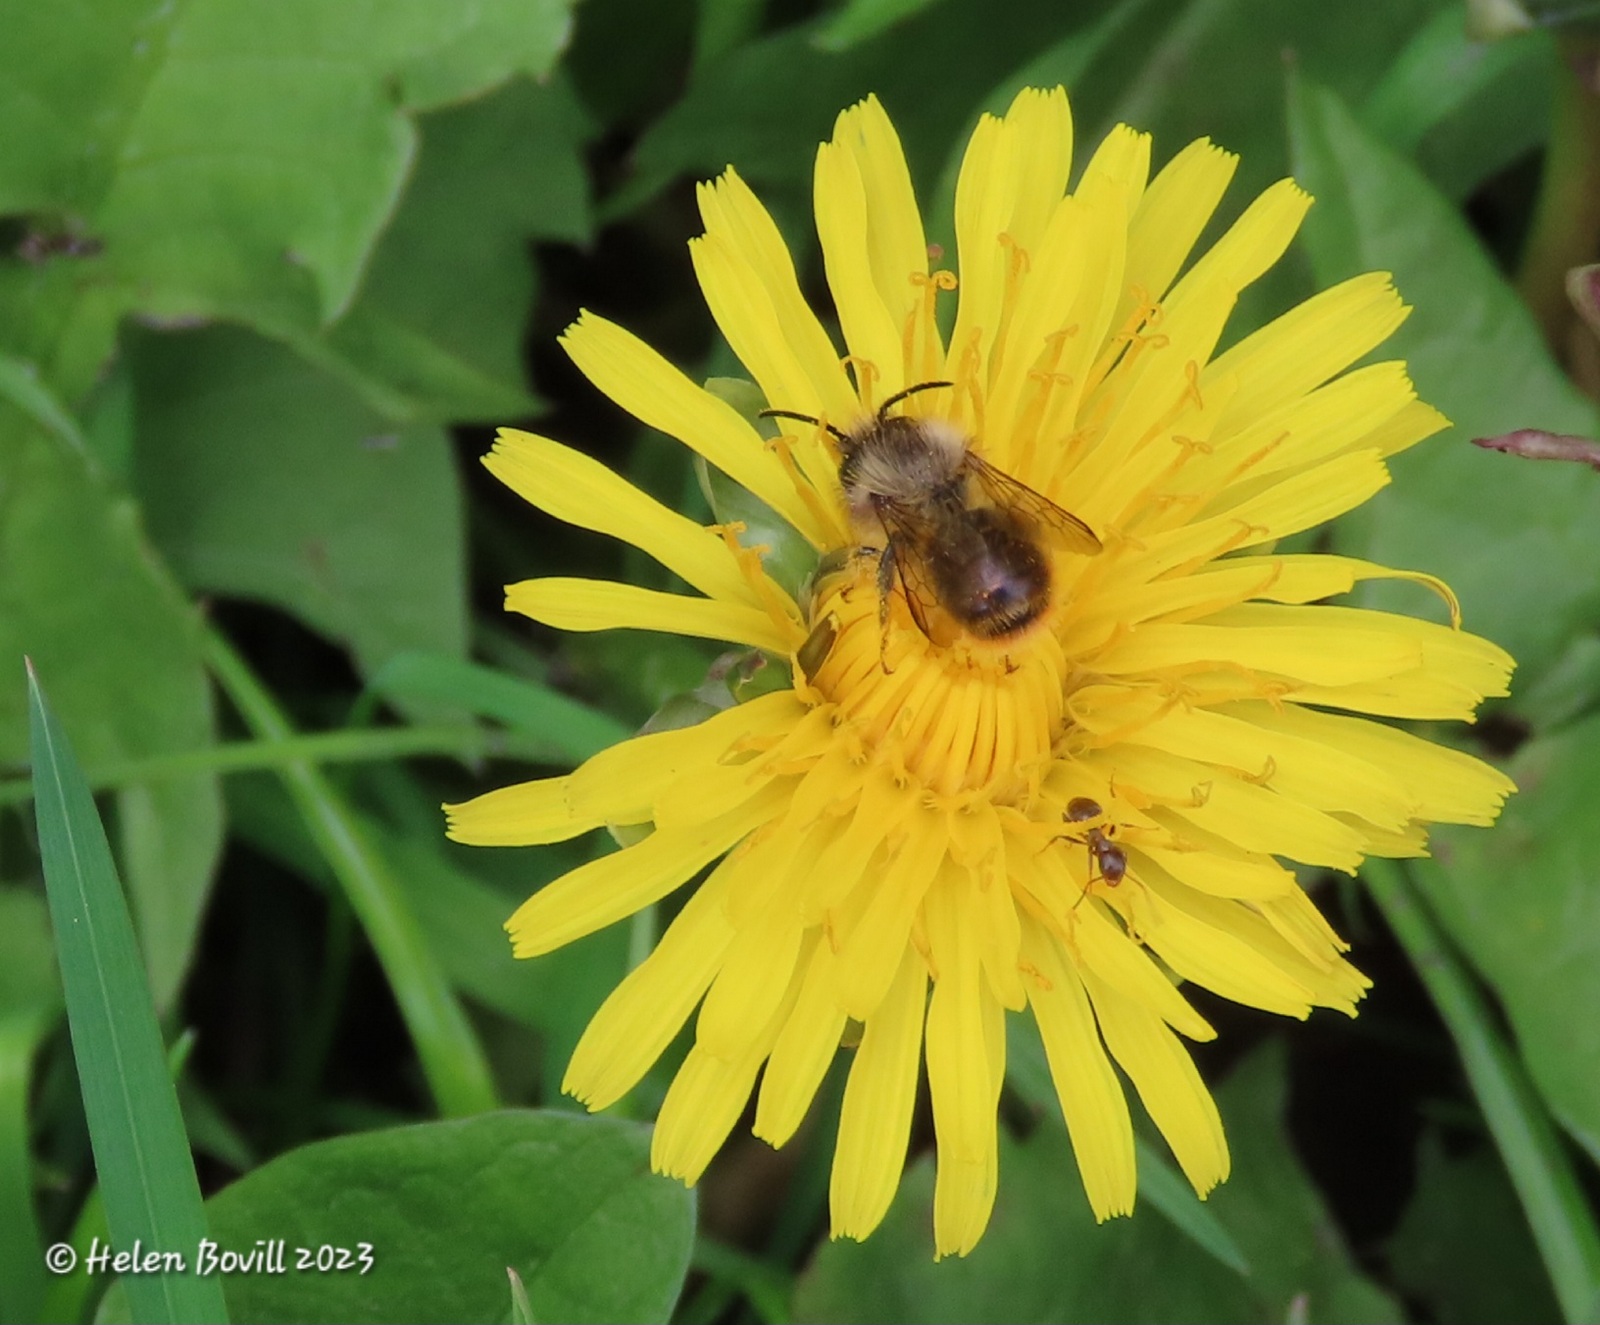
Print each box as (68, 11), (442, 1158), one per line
(1364, 856), (1600, 1324)
(202, 625), (498, 1119)
(1516, 35), (1600, 361)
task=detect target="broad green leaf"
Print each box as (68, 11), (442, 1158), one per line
(0, 411), (220, 1011)
(0, 888), (59, 1323)
(1425, 712), (1600, 1165)
(1198, 1042), (1402, 1323)
(1006, 1016), (1251, 1278)
(306, 73), (594, 424)
(1388, 1129), (1562, 1324)
(204, 1111), (695, 1324)
(611, 0), (1102, 221)
(130, 326), (468, 678)
(692, 0), (767, 71)
(565, 632), (725, 727)
(365, 651), (630, 762)
(1362, 10), (1554, 200)
(796, 1039), (1396, 1323)
(28, 666), (227, 1325)
(1071, 0), (1449, 333)
(1288, 76), (1600, 688)
(1363, 855), (1600, 1325)
(566, 0), (698, 130)
(815, 0), (946, 51)
(794, 1122), (1256, 1323)
(0, 0), (576, 360)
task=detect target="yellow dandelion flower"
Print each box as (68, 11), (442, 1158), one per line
(445, 87), (1515, 1258)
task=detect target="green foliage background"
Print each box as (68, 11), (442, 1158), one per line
(3, 0), (1599, 1321)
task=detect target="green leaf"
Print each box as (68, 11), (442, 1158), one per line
(27, 664), (227, 1325)
(1199, 1042), (1403, 1324)
(1005, 1015), (1251, 1278)
(1389, 1129), (1562, 1325)
(1288, 75), (1600, 688)
(0, 888), (60, 1323)
(815, 0), (946, 51)
(796, 1040), (1395, 1323)
(1423, 714), (1600, 1166)
(306, 72), (594, 424)
(0, 0), (576, 352)
(130, 326), (468, 678)
(203, 1111), (695, 1325)
(692, 0), (767, 71)
(365, 651), (631, 762)
(1361, 10), (1554, 200)
(0, 411), (221, 1012)
(1364, 855), (1600, 1325)
(0, 350), (85, 451)
(794, 1122), (1257, 1323)
(1071, 0), (1448, 332)
(611, 0), (1103, 221)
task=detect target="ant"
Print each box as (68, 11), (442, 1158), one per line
(1059, 797), (1126, 904)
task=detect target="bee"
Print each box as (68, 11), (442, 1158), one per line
(1060, 797), (1127, 902)
(762, 382), (1101, 648)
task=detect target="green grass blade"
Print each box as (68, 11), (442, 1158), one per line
(1366, 857), (1600, 1324)
(26, 661), (228, 1325)
(201, 630), (497, 1118)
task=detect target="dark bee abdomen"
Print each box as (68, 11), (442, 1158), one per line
(930, 507), (1051, 638)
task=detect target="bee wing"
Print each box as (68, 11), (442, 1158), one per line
(966, 454), (1102, 554)
(876, 504), (938, 639)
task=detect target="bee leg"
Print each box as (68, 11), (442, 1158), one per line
(875, 544), (897, 674)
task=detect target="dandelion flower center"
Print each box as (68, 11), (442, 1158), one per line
(805, 562), (1069, 802)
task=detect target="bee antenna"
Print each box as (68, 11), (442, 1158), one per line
(759, 407), (847, 443)
(877, 380), (955, 419)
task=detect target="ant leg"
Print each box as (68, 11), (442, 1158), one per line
(1071, 861), (1103, 911)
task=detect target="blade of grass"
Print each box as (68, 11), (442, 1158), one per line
(1365, 856), (1600, 1324)
(0, 723), (561, 810)
(200, 628), (497, 1118)
(27, 660), (228, 1325)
